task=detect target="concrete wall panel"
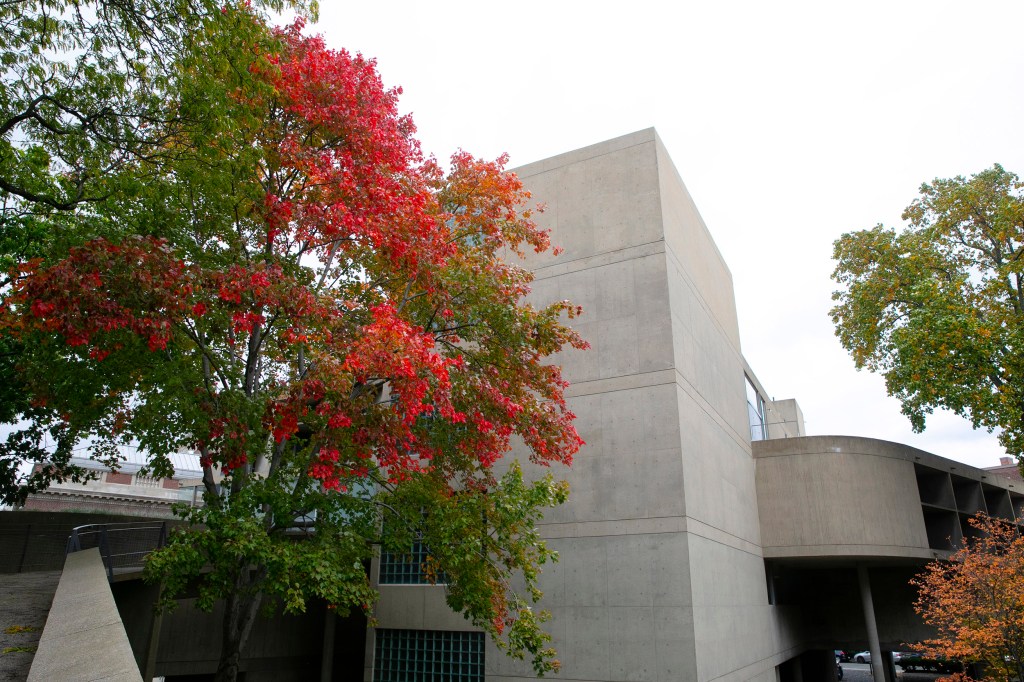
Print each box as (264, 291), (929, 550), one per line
(654, 137), (740, 352)
(687, 536), (775, 681)
(515, 131), (770, 681)
(372, 584), (474, 631)
(487, 532), (696, 682)
(514, 129), (664, 270)
(676, 388), (761, 546)
(533, 380), (684, 526)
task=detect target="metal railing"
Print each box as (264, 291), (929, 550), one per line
(66, 521), (167, 581)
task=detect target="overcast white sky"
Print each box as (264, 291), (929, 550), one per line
(309, 0), (1024, 469)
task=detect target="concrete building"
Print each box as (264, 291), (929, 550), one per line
(364, 130), (1024, 682)
(984, 455), (1023, 483)
(22, 452), (204, 518)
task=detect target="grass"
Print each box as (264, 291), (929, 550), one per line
(2, 646), (36, 655)
(3, 625), (37, 635)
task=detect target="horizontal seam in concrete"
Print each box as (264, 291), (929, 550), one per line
(703, 645), (804, 682)
(530, 240), (665, 280)
(512, 133), (654, 179)
(566, 368), (770, 438)
(564, 368), (675, 398)
(755, 445), (992, 483)
(663, 241), (741, 354)
(673, 367), (750, 453)
(537, 515), (687, 538)
(684, 517), (764, 559)
(762, 544), (936, 556)
(537, 515), (764, 558)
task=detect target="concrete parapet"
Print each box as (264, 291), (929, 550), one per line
(29, 548), (141, 682)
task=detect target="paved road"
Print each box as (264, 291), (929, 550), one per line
(840, 662), (943, 681)
(0, 571), (59, 682)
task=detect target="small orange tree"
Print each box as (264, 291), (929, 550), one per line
(912, 513), (1024, 681)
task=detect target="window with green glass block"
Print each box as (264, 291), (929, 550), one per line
(373, 629), (484, 682)
(379, 539), (435, 584)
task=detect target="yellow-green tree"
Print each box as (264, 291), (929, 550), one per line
(831, 166), (1024, 458)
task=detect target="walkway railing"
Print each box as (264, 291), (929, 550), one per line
(65, 521), (167, 581)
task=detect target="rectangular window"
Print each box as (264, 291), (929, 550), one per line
(379, 540), (442, 584)
(745, 375), (769, 441)
(373, 629), (484, 682)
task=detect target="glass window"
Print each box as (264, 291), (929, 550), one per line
(745, 375), (768, 441)
(379, 539), (436, 584)
(374, 629), (484, 682)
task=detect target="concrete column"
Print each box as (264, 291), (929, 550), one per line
(857, 565), (885, 680)
(880, 650), (896, 682)
(143, 587), (163, 682)
(791, 657), (803, 682)
(320, 607), (336, 682)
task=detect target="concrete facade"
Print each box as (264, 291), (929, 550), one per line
(504, 129), (773, 682)
(366, 130), (1024, 682)
(22, 130), (1024, 682)
(25, 129), (1024, 682)
(369, 131), (789, 681)
(22, 454), (205, 519)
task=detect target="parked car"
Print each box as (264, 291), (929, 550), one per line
(852, 651), (901, 664)
(895, 651), (917, 666)
(835, 650), (850, 663)
(900, 652), (925, 671)
(900, 653), (963, 674)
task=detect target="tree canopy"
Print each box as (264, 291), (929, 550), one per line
(0, 3), (585, 679)
(912, 513), (1024, 681)
(0, 0), (311, 497)
(831, 165), (1024, 457)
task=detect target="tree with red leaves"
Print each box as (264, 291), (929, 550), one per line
(1, 5), (584, 680)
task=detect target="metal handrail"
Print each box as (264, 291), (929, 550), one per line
(66, 522), (167, 581)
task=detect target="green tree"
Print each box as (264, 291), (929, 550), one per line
(2, 2), (585, 675)
(0, 0), (312, 499)
(831, 165), (1024, 457)
(1, 4), (585, 681)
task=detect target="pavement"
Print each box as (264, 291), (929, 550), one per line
(0, 571), (60, 682)
(841, 663), (944, 681)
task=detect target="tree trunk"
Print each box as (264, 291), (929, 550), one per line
(215, 577), (264, 682)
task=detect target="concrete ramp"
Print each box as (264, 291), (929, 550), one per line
(28, 548), (141, 681)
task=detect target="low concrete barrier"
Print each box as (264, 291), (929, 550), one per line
(28, 548), (142, 681)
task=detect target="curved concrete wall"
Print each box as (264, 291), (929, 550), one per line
(754, 435), (1022, 560)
